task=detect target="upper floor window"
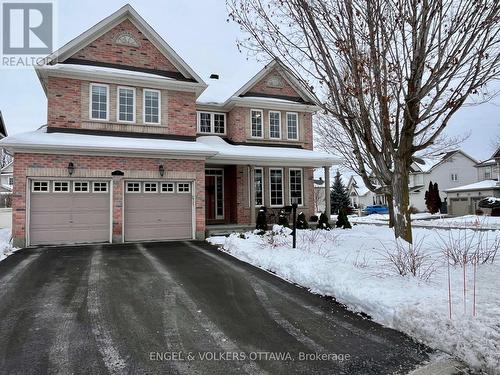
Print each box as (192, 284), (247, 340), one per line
(197, 112), (226, 134)
(251, 109), (263, 138)
(117, 87), (135, 123)
(451, 173), (458, 181)
(8, 177), (13, 186)
(144, 89), (160, 124)
(269, 111), (281, 139)
(484, 169), (491, 179)
(90, 83), (109, 121)
(287, 112), (299, 140)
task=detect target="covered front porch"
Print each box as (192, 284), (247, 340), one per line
(199, 137), (339, 232)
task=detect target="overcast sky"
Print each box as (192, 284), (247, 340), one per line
(0, 0), (499, 161)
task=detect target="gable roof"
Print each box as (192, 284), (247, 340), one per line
(232, 59), (317, 105)
(46, 4), (205, 85)
(347, 175), (370, 196)
(412, 150), (478, 173)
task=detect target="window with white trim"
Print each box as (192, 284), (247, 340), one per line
(118, 87), (135, 122)
(197, 112), (226, 134)
(8, 177), (13, 186)
(251, 109), (263, 138)
(144, 89), (160, 124)
(32, 181), (49, 192)
(269, 111), (281, 139)
(93, 182), (108, 193)
(451, 173), (458, 181)
(73, 181), (89, 192)
(177, 183), (190, 193)
(161, 182), (175, 193)
(289, 169), (303, 206)
(287, 112), (299, 140)
(254, 167), (264, 206)
(269, 168), (284, 206)
(144, 182), (158, 192)
(53, 181), (70, 192)
(90, 84), (108, 120)
(126, 182), (141, 193)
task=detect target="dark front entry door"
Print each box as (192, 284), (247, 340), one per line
(205, 175), (216, 221)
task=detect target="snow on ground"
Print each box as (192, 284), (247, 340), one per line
(0, 228), (17, 262)
(351, 214), (500, 230)
(208, 225), (500, 374)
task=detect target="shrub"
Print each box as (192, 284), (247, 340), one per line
(335, 208), (352, 229)
(256, 206), (268, 233)
(317, 212), (331, 230)
(278, 209), (290, 227)
(296, 212), (309, 229)
(309, 215), (319, 223)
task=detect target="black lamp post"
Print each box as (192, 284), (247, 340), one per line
(159, 164), (165, 177)
(67, 162), (75, 176)
(291, 198), (298, 249)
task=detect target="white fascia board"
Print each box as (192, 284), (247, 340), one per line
(226, 97), (320, 113)
(2, 143), (216, 159)
(36, 65), (207, 96)
(206, 155), (340, 168)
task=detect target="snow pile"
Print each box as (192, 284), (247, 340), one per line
(208, 225), (500, 373)
(0, 228), (17, 262)
(416, 215), (500, 230)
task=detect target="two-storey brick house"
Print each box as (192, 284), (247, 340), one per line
(0, 5), (336, 247)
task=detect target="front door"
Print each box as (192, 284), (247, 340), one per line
(205, 169), (224, 222)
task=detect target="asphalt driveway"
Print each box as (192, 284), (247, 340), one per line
(0, 241), (429, 374)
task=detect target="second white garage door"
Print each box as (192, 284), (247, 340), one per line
(124, 181), (193, 242)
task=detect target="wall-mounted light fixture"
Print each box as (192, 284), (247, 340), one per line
(68, 162), (75, 176)
(159, 164), (165, 177)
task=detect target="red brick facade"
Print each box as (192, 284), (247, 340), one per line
(12, 154), (205, 246)
(10, 10), (320, 246)
(70, 19), (179, 72)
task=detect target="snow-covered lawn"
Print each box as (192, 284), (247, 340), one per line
(0, 228), (17, 262)
(208, 225), (500, 374)
(351, 213), (500, 230)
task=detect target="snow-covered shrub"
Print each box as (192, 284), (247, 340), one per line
(437, 228), (499, 265)
(317, 212), (331, 229)
(380, 237), (436, 280)
(278, 209), (290, 227)
(296, 229), (340, 258)
(260, 225), (291, 249)
(352, 249), (369, 269)
(296, 212), (309, 229)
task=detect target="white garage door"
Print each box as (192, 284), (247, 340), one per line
(450, 198), (470, 216)
(124, 181), (193, 242)
(29, 180), (111, 246)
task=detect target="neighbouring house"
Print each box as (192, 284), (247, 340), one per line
(0, 112), (12, 207)
(0, 5), (337, 247)
(409, 150), (478, 212)
(346, 175), (373, 209)
(446, 147), (500, 216)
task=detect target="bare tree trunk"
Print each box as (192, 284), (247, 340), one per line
(385, 192), (395, 228)
(392, 162), (412, 243)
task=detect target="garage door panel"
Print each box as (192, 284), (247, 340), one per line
(124, 181), (193, 242)
(29, 181), (111, 246)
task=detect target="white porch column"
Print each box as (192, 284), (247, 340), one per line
(249, 166), (256, 225)
(324, 166), (331, 219)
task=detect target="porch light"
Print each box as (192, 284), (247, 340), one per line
(68, 162), (75, 176)
(159, 164), (165, 177)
